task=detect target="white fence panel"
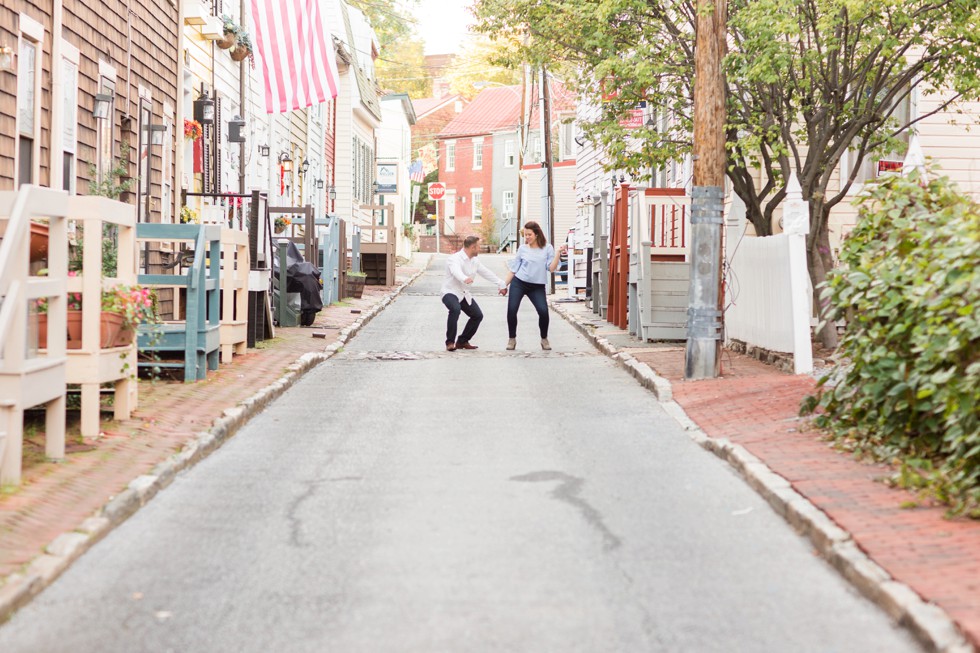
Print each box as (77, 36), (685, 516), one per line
(726, 234), (797, 353)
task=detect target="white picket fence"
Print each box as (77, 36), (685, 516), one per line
(724, 175), (814, 374)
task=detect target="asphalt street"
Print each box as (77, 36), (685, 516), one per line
(0, 255), (921, 652)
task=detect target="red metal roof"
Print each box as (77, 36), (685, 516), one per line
(412, 95), (461, 120)
(439, 86), (522, 137)
(438, 82), (576, 139)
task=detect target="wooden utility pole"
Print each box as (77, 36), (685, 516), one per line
(684, 0), (728, 379)
(540, 65), (556, 293)
(514, 63), (529, 252)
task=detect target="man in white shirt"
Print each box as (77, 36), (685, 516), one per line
(441, 236), (507, 351)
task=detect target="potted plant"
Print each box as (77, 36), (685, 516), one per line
(218, 15), (239, 49)
(35, 270), (84, 349)
(184, 119), (203, 142)
(345, 271), (367, 299)
(180, 205), (200, 224)
(231, 32), (252, 62)
(231, 30), (252, 61)
(274, 216), (289, 233)
(101, 284), (158, 348)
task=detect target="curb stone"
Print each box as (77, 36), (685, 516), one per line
(550, 299), (973, 653)
(0, 258), (432, 626)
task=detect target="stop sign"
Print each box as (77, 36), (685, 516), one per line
(428, 182), (446, 200)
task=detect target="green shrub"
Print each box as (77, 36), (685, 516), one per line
(802, 169), (980, 517)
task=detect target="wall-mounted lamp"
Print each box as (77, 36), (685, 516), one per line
(145, 123), (167, 146)
(371, 180), (378, 195)
(645, 116), (656, 128)
(193, 89), (215, 124)
(0, 45), (13, 72)
(279, 152), (292, 172)
(328, 185), (337, 201)
(258, 144), (270, 157)
(93, 92), (113, 120)
(316, 179), (324, 190)
(298, 158), (310, 176)
(574, 135), (585, 147)
(228, 115), (246, 143)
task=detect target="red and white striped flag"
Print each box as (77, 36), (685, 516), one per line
(251, 0), (340, 113)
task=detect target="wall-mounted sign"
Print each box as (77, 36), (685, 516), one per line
(376, 162), (397, 194)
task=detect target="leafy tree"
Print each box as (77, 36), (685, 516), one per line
(445, 36), (523, 99)
(376, 38), (432, 98)
(474, 0), (980, 347)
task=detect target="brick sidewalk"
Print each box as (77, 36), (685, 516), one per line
(561, 302), (979, 650)
(0, 258), (429, 587)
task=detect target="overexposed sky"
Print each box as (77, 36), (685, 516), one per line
(413, 0), (475, 55)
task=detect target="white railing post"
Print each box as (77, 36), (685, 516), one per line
(783, 172), (814, 374)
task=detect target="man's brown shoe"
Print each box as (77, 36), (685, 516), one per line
(456, 342), (479, 350)
(446, 342), (456, 351)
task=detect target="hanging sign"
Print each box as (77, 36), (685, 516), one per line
(376, 162), (397, 194)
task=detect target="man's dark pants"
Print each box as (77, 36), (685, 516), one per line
(442, 293), (483, 345)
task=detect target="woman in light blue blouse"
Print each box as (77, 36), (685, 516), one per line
(503, 221), (566, 350)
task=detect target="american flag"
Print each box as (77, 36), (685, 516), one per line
(409, 160), (425, 184)
(251, 0), (340, 113)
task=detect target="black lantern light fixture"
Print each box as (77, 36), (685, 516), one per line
(279, 151), (292, 172)
(193, 88), (215, 124)
(298, 158), (310, 176)
(0, 44), (12, 72)
(316, 179), (324, 190)
(228, 115), (246, 143)
(92, 93), (113, 120)
(328, 185), (337, 201)
(258, 144), (270, 157)
(145, 123), (167, 146)
(371, 180), (378, 195)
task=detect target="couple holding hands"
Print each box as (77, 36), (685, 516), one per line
(441, 221), (566, 352)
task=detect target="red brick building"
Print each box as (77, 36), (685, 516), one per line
(435, 87), (521, 248)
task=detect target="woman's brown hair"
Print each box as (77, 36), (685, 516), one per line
(523, 221), (547, 248)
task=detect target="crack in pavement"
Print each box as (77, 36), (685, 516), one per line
(510, 471), (623, 552)
(286, 477), (330, 548)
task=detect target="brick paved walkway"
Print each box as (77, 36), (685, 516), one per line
(564, 302), (979, 648)
(0, 258), (428, 584)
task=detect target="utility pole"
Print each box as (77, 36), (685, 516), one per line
(514, 63), (529, 252)
(684, 0), (727, 379)
(539, 65), (556, 293)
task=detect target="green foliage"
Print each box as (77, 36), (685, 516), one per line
(376, 37), (431, 98)
(87, 141), (134, 200)
(803, 170), (980, 517)
(476, 206), (500, 249)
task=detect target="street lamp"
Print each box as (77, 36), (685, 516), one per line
(193, 89), (215, 124)
(93, 93), (113, 120)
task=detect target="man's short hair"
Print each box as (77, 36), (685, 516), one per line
(463, 236), (480, 248)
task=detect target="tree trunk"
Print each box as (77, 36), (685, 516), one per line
(807, 208), (839, 349)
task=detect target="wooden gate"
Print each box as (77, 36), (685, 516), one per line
(606, 184), (631, 329)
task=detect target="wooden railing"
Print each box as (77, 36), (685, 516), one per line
(0, 186), (70, 485)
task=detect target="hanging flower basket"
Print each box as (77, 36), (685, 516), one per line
(230, 44), (250, 62)
(184, 119), (203, 142)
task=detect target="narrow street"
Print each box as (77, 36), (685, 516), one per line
(0, 257), (920, 652)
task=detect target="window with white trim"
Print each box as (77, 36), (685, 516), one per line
(61, 55), (79, 192)
(472, 138), (483, 170)
(502, 190), (515, 220)
(97, 75), (116, 183)
(445, 140), (455, 171)
(842, 87), (916, 192)
(504, 140), (515, 167)
(471, 189), (483, 222)
(17, 37), (40, 187)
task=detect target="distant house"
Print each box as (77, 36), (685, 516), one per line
(436, 86), (522, 250)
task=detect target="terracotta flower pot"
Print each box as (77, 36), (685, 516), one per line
(67, 309), (83, 349)
(99, 311), (126, 348)
(37, 313), (48, 349)
(30, 222), (48, 263)
(230, 45), (249, 62)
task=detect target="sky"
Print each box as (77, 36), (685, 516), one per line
(414, 0), (475, 55)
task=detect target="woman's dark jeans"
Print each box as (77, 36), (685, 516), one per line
(507, 277), (548, 339)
